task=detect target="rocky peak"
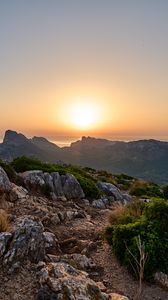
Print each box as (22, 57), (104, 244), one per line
(70, 136), (115, 149)
(31, 136), (60, 150)
(3, 130), (28, 146)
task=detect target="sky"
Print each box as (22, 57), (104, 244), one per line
(0, 0), (168, 142)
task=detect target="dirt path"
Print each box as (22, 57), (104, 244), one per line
(1, 195), (168, 300)
(55, 208), (168, 300)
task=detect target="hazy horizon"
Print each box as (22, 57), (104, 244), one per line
(1, 129), (168, 148)
(1, 1), (168, 138)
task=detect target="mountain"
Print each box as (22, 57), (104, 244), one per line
(0, 130), (62, 162)
(68, 137), (168, 183)
(1, 130), (168, 183)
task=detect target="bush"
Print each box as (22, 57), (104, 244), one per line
(0, 209), (10, 232)
(129, 180), (163, 198)
(74, 173), (101, 199)
(108, 204), (127, 225)
(105, 198), (168, 281)
(11, 156), (60, 173)
(112, 221), (146, 262)
(0, 160), (17, 182)
(108, 199), (145, 226)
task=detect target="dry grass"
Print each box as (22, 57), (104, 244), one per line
(108, 199), (145, 225)
(0, 209), (10, 232)
(108, 203), (126, 225)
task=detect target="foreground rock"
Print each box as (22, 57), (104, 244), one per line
(0, 232), (12, 257)
(109, 294), (130, 300)
(37, 261), (129, 300)
(97, 182), (124, 201)
(92, 198), (112, 209)
(21, 171), (85, 199)
(9, 183), (28, 202)
(154, 272), (168, 289)
(61, 173), (85, 199)
(0, 166), (11, 194)
(3, 218), (45, 266)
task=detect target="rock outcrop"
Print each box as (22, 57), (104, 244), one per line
(0, 167), (12, 194)
(37, 261), (111, 300)
(154, 272), (168, 289)
(92, 198), (112, 209)
(9, 183), (28, 203)
(61, 173), (85, 199)
(37, 261), (130, 300)
(21, 171), (85, 200)
(0, 232), (12, 257)
(97, 182), (124, 201)
(3, 218), (45, 266)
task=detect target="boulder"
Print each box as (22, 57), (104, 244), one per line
(37, 261), (110, 300)
(109, 294), (130, 300)
(43, 172), (54, 192)
(61, 253), (96, 271)
(21, 170), (85, 200)
(66, 210), (86, 220)
(0, 167), (11, 194)
(4, 217), (45, 265)
(92, 199), (106, 209)
(61, 173), (85, 199)
(0, 232), (12, 257)
(97, 182), (123, 201)
(43, 231), (61, 254)
(122, 193), (132, 202)
(92, 198), (111, 209)
(51, 172), (64, 196)
(9, 183), (28, 202)
(21, 170), (45, 191)
(154, 271), (168, 289)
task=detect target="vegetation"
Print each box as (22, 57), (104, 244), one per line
(11, 156), (101, 198)
(0, 160), (17, 182)
(105, 198), (168, 281)
(0, 209), (10, 232)
(108, 199), (145, 225)
(129, 180), (163, 198)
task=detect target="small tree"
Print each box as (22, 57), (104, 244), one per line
(126, 235), (148, 300)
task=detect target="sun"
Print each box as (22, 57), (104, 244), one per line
(70, 102), (98, 129)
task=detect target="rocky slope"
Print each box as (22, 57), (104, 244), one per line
(0, 165), (167, 299)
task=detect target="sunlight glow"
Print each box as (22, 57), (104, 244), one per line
(69, 101), (99, 129)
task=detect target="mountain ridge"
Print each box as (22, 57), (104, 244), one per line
(1, 129), (168, 184)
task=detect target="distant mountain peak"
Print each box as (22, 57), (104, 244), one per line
(32, 136), (50, 143)
(3, 130), (28, 145)
(31, 136), (60, 150)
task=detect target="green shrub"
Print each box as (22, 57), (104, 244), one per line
(104, 225), (114, 245)
(130, 180), (163, 198)
(105, 198), (168, 281)
(112, 221), (146, 262)
(126, 199), (145, 219)
(108, 199), (145, 227)
(0, 160), (17, 182)
(74, 173), (101, 199)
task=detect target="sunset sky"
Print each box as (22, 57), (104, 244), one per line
(0, 0), (168, 142)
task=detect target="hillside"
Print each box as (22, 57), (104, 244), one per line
(1, 130), (168, 184)
(0, 158), (167, 299)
